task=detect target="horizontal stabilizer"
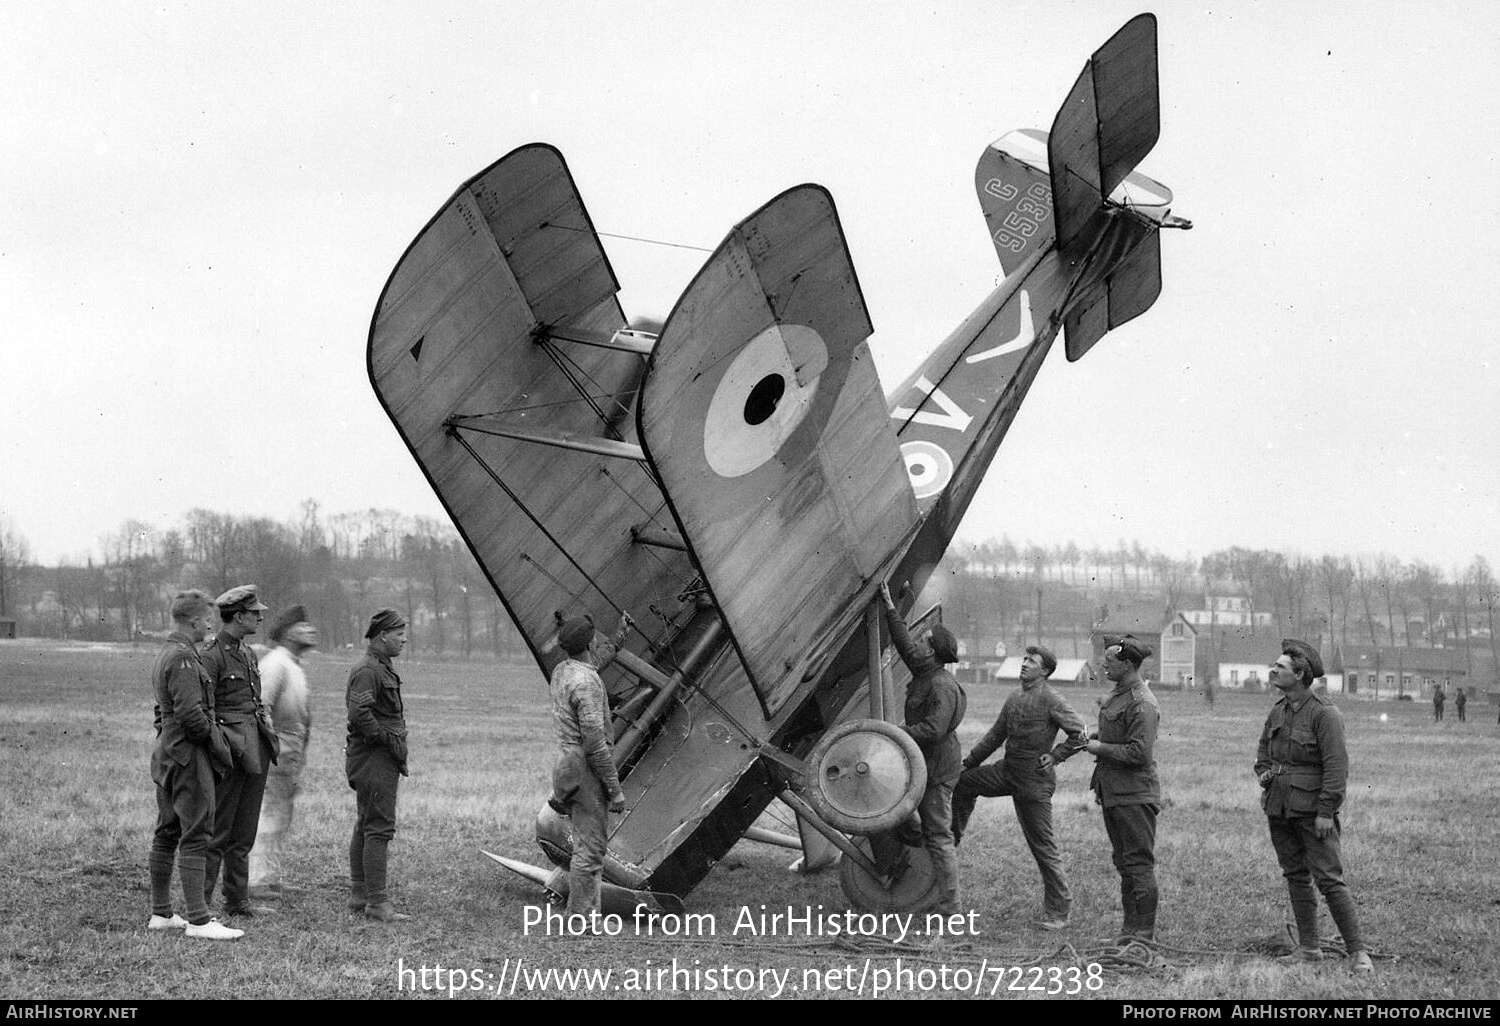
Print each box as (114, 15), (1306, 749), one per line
(1064, 228), (1160, 361)
(1048, 13), (1159, 255)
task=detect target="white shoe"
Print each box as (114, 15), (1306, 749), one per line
(147, 913), (188, 931)
(185, 918), (244, 941)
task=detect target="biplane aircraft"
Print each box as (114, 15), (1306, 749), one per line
(366, 14), (1189, 914)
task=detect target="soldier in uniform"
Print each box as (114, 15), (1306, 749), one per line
(346, 608), (411, 922)
(1256, 639), (1374, 972)
(147, 590), (242, 940)
(952, 644), (1086, 929)
(880, 583), (966, 926)
(201, 585), (279, 917)
(1085, 634), (1161, 942)
(549, 614), (628, 921)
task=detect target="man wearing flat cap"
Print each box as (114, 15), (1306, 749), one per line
(549, 611), (628, 922)
(248, 604), (316, 902)
(1086, 634), (1161, 942)
(145, 589), (242, 940)
(952, 643), (1087, 929)
(880, 583), (967, 927)
(1256, 639), (1373, 972)
(201, 585), (280, 918)
(346, 608), (412, 922)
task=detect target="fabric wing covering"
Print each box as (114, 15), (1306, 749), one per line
(638, 184), (918, 719)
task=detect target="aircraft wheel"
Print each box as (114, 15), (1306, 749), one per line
(838, 834), (943, 914)
(804, 718), (926, 835)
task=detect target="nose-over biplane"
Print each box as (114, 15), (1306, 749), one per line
(366, 14), (1189, 914)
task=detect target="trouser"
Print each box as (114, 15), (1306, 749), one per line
(918, 780), (959, 916)
(149, 749), (216, 925)
(566, 773), (610, 918)
(1267, 813), (1364, 955)
(953, 763), (1070, 916)
(204, 763), (268, 908)
(348, 745), (401, 907)
(1457, 704), (1466, 722)
(1102, 802), (1159, 939)
(249, 740), (305, 893)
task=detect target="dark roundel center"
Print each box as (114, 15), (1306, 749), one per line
(743, 374), (786, 426)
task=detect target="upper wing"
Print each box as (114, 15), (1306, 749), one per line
(638, 185), (918, 719)
(367, 144), (701, 679)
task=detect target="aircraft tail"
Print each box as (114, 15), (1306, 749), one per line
(974, 128), (1056, 279)
(1048, 12), (1160, 256)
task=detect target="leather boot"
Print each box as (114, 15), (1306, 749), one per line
(348, 882), (367, 913)
(148, 851), (175, 918)
(1289, 891), (1320, 954)
(364, 902), (411, 923)
(1118, 878), (1139, 941)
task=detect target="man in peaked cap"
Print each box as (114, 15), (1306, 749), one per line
(879, 583), (967, 936)
(549, 611), (628, 925)
(952, 643), (1087, 930)
(1085, 633), (1162, 942)
(248, 604), (316, 902)
(346, 608), (412, 922)
(201, 585), (280, 918)
(1256, 638), (1373, 973)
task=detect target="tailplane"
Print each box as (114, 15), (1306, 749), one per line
(1048, 12), (1161, 256)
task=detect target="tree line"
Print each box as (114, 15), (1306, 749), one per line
(1, 513), (1497, 676)
(0, 503), (523, 658)
(931, 539), (1500, 677)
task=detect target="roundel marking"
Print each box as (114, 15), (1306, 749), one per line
(703, 324), (828, 478)
(901, 440), (953, 499)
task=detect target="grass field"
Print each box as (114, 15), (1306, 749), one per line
(1, 637), (1496, 1002)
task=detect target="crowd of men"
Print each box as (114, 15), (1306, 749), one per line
(147, 585), (411, 940)
(145, 582), (1375, 972)
(880, 594), (1373, 973)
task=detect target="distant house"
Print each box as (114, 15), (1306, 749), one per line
(1180, 594), (1276, 630)
(1091, 598), (1170, 684)
(1157, 613), (1201, 689)
(1196, 624), (1345, 692)
(1334, 645), (1466, 700)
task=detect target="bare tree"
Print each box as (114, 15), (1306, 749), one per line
(1470, 557), (1499, 686)
(1374, 555), (1401, 646)
(185, 508), (240, 595)
(1405, 562), (1443, 646)
(1316, 555), (1354, 647)
(101, 521), (161, 639)
(0, 518), (32, 620)
(1352, 558), (1383, 647)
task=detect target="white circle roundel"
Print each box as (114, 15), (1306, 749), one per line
(703, 324), (828, 478)
(901, 440), (953, 499)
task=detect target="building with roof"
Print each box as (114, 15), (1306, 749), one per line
(1333, 645), (1466, 700)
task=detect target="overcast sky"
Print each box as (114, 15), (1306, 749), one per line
(4, 0), (1498, 577)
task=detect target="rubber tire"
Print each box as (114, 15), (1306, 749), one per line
(804, 718), (926, 836)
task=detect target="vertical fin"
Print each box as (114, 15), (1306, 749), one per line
(1048, 13), (1160, 255)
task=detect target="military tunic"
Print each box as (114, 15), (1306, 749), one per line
(1254, 687), (1366, 957)
(887, 607), (966, 917)
(201, 631), (277, 910)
